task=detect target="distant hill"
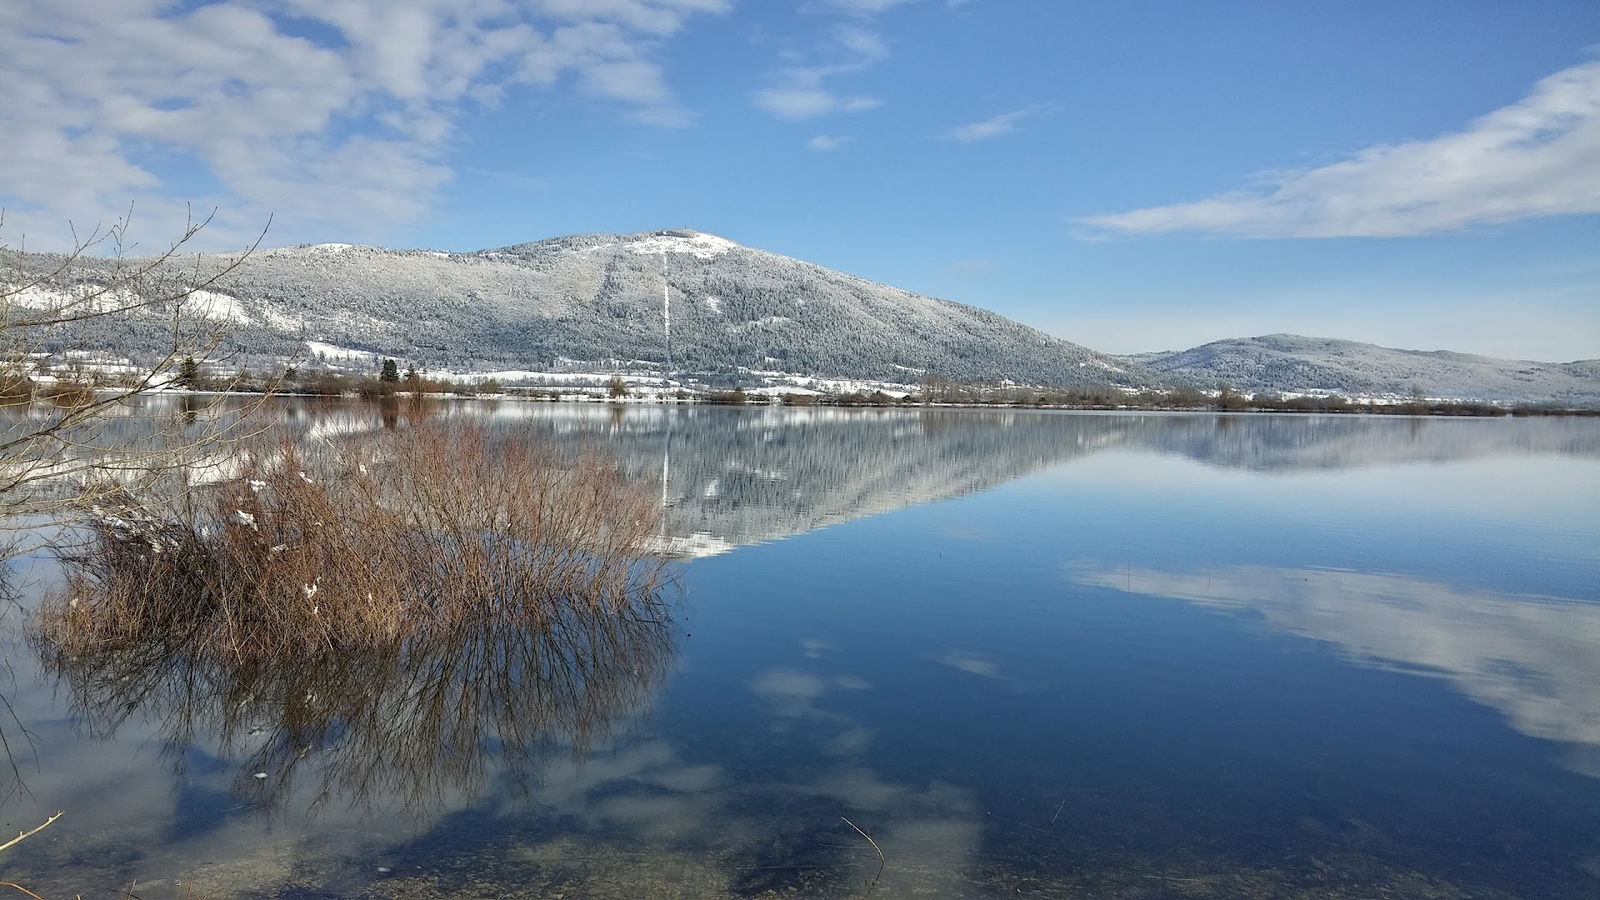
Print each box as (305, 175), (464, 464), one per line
(9, 233), (1597, 404)
(1123, 334), (1600, 406)
(6, 229), (1147, 389)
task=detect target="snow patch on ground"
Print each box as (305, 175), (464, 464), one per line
(184, 289), (254, 325)
(753, 372), (918, 396)
(256, 305), (305, 331)
(626, 231), (737, 259)
(305, 341), (378, 365)
(747, 385), (824, 397)
(5, 284), (138, 315)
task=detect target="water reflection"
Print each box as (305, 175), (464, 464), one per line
(268, 402), (1600, 555)
(1067, 563), (1600, 758)
(33, 583), (676, 817)
(10, 398), (1598, 553)
(1, 402), (1595, 896)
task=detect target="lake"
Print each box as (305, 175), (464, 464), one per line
(2, 402), (1598, 898)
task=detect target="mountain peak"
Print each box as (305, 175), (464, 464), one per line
(481, 229), (744, 261)
(620, 229), (739, 259)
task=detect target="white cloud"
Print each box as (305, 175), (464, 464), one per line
(823, 0), (922, 12)
(755, 86), (841, 120)
(755, 86), (880, 120)
(946, 106), (1041, 142)
(806, 135), (852, 151)
(1083, 61), (1600, 238)
(0, 0), (729, 250)
(751, 4), (910, 121)
(943, 257), (994, 278)
(581, 59), (696, 125)
(833, 24), (890, 62)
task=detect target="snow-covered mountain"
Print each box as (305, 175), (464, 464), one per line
(13, 232), (1598, 403)
(1123, 334), (1600, 406)
(11, 229), (1145, 388)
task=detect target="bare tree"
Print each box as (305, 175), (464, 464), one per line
(0, 206), (274, 527)
(0, 206), (277, 806)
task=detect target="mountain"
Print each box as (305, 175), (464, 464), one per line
(1124, 334), (1600, 406)
(13, 233), (1596, 403)
(10, 229), (1146, 389)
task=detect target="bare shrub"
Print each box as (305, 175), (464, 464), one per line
(0, 377), (34, 408)
(37, 381), (96, 408)
(1, 209), (275, 524)
(34, 420), (672, 661)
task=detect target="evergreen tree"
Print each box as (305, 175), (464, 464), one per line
(380, 358), (400, 383)
(177, 356), (199, 389)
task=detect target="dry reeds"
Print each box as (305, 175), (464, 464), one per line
(35, 420), (672, 661)
(0, 376), (33, 407)
(37, 381), (95, 407)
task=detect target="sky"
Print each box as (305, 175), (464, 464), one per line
(2, 0), (1598, 361)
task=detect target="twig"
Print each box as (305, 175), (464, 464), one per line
(1050, 797), (1067, 825)
(0, 812), (54, 898)
(0, 811), (62, 853)
(841, 815), (886, 892)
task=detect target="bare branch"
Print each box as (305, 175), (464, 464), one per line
(0, 810), (62, 853)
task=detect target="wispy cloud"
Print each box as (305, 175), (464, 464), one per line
(822, 0), (923, 13)
(824, 0), (971, 12)
(464, 168), (547, 190)
(750, 5), (913, 121)
(833, 24), (890, 62)
(0, 0), (730, 249)
(943, 257), (994, 278)
(1082, 61), (1600, 238)
(751, 70), (881, 121)
(755, 87), (877, 120)
(946, 106), (1043, 142)
(807, 135), (853, 151)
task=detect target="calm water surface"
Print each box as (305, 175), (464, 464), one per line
(2, 403), (1598, 898)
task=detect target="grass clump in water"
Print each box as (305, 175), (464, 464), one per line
(35, 420), (671, 661)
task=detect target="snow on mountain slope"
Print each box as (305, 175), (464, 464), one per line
(15, 232), (1596, 404)
(1126, 334), (1600, 406)
(9, 229), (1149, 388)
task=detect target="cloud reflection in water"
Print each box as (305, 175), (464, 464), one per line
(1067, 562), (1600, 756)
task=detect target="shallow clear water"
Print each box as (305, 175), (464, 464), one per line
(3, 403), (1598, 898)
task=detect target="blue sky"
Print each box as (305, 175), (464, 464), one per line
(2, 1), (1597, 360)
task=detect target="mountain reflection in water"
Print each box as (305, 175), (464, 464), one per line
(255, 401), (1600, 556)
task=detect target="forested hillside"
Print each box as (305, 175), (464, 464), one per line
(7, 230), (1147, 388)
